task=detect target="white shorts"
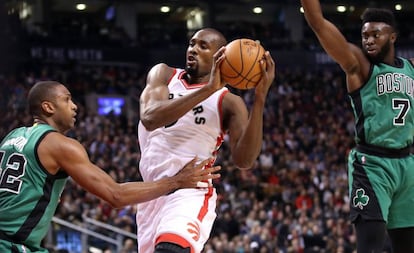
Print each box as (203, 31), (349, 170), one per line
(136, 187), (217, 253)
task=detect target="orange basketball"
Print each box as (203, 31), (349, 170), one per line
(220, 38), (265, 90)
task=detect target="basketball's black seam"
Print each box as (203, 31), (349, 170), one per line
(221, 39), (263, 89)
(239, 39), (262, 88)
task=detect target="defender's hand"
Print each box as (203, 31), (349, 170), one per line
(174, 157), (221, 189)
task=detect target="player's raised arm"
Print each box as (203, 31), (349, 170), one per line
(300, 0), (359, 73)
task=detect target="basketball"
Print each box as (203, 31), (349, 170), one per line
(220, 38), (265, 90)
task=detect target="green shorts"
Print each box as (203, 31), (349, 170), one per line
(348, 148), (414, 229)
(0, 238), (47, 253)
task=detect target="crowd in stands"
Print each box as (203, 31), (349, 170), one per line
(3, 2), (414, 252)
(0, 63), (394, 253)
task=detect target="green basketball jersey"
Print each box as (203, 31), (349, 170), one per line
(349, 57), (414, 149)
(0, 123), (68, 251)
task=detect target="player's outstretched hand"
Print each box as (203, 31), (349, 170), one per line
(174, 157), (221, 189)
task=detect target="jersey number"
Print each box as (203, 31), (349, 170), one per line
(0, 151), (26, 194)
(392, 98), (410, 126)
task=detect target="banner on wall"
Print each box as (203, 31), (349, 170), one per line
(27, 45), (414, 69)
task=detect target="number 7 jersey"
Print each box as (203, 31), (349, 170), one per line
(349, 57), (414, 149)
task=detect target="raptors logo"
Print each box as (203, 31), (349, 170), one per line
(187, 222), (200, 241)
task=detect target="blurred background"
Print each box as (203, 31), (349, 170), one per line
(2, 0), (414, 72)
(1, 0), (413, 252)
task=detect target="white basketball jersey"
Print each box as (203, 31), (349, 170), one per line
(138, 68), (228, 181)
(136, 69), (228, 253)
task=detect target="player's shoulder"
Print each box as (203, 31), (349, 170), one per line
(150, 63), (175, 73)
(148, 63), (177, 80)
(397, 57), (414, 68)
(41, 131), (82, 153)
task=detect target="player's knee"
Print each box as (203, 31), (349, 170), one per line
(154, 242), (191, 253)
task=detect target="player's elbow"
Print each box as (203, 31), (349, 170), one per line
(231, 146), (260, 169)
(140, 119), (155, 131)
(140, 116), (160, 131)
(107, 197), (124, 209)
(233, 156), (256, 170)
(108, 200), (123, 209)
(105, 187), (126, 209)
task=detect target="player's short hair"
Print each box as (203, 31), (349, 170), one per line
(204, 28), (227, 48)
(361, 8), (397, 31)
(28, 81), (61, 116)
(191, 28), (227, 48)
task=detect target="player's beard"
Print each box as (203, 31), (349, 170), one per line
(364, 40), (391, 64)
(185, 65), (197, 76)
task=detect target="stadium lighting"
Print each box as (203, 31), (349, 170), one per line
(253, 7), (263, 14)
(395, 4), (402, 11)
(76, 3), (86, 11)
(336, 5), (346, 13)
(160, 6), (170, 13)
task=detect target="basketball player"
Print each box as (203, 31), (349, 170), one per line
(0, 81), (220, 253)
(136, 28), (275, 253)
(301, 1), (414, 252)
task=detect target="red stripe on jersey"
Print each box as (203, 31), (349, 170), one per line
(197, 187), (214, 221)
(178, 70), (208, 89)
(166, 69), (177, 86)
(218, 89), (228, 133)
